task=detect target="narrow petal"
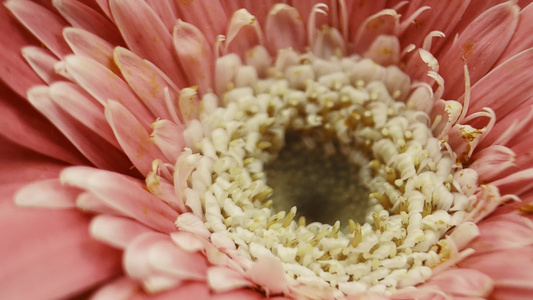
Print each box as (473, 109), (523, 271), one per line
(344, 0), (387, 48)
(76, 192), (122, 215)
(14, 178), (79, 208)
(91, 277), (140, 300)
(109, 0), (186, 88)
(64, 55), (154, 128)
(27, 86), (133, 172)
(400, 0), (470, 52)
(438, 2), (519, 99)
(60, 166), (178, 233)
(145, 0), (178, 32)
(173, 20), (214, 94)
(470, 145), (516, 182)
(105, 100), (167, 176)
(114, 46), (180, 120)
(265, 4), (306, 53)
(151, 119), (185, 164)
(63, 27), (118, 74)
(225, 9), (264, 59)
(0, 202), (121, 299)
(498, 2), (533, 63)
(5, 0), (70, 57)
(90, 214), (154, 249)
(21, 46), (62, 84)
(462, 48), (533, 120)
(52, 0), (123, 44)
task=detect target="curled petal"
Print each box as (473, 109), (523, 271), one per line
(225, 9), (264, 59)
(265, 4), (306, 53)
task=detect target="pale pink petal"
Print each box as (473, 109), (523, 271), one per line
(21, 46), (62, 84)
(354, 9), (399, 53)
(151, 119), (185, 164)
(312, 26), (345, 58)
(422, 268), (493, 297)
(477, 105), (533, 149)
(53, 0), (123, 44)
(105, 100), (167, 175)
(5, 0), (70, 58)
(223, 0), (281, 26)
(147, 238), (207, 280)
(468, 213), (533, 254)
(403, 48), (440, 84)
(14, 178), (79, 208)
(247, 254), (289, 296)
(146, 160), (187, 213)
(76, 192), (126, 217)
(27, 85), (133, 172)
(91, 277), (141, 300)
(64, 55), (154, 128)
(363, 35), (401, 66)
(463, 48), (533, 119)
(225, 9), (264, 59)
(123, 232), (174, 280)
(60, 166), (178, 233)
(114, 46), (181, 120)
(498, 3), (533, 64)
(109, 0), (186, 88)
(0, 202), (121, 299)
(174, 213), (212, 239)
(63, 27), (118, 74)
(208, 267), (255, 292)
(174, 0), (228, 43)
(438, 2), (519, 99)
(265, 4), (306, 53)
(399, 0), (470, 52)
(90, 214), (154, 249)
(49, 81), (121, 150)
(173, 20), (214, 95)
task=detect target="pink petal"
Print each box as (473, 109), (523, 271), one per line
(354, 9), (399, 53)
(173, 20), (214, 95)
(363, 35), (401, 66)
(438, 2), (519, 99)
(90, 214), (154, 249)
(208, 267), (255, 292)
(0, 202), (121, 299)
(91, 277), (140, 300)
(344, 0), (387, 49)
(105, 100), (167, 176)
(399, 0), (470, 52)
(423, 268), (493, 297)
(497, 2), (533, 64)
(468, 213), (533, 254)
(247, 254), (289, 296)
(0, 4), (43, 97)
(225, 9), (264, 59)
(146, 161), (186, 213)
(463, 48), (533, 119)
(14, 178), (79, 208)
(21, 46), (62, 84)
(145, 0), (178, 32)
(63, 27), (118, 74)
(265, 4), (306, 53)
(151, 119), (185, 164)
(469, 145), (516, 182)
(147, 238), (207, 280)
(109, 0), (186, 88)
(173, 0), (228, 43)
(76, 191), (122, 215)
(27, 85), (133, 172)
(114, 46), (180, 120)
(52, 0), (123, 44)
(49, 81), (121, 150)
(459, 246), (533, 286)
(64, 55), (154, 128)
(0, 83), (87, 165)
(5, 0), (70, 58)
(60, 166), (178, 233)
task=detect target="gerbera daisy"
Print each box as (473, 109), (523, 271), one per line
(1, 0), (533, 299)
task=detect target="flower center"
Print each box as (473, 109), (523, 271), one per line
(265, 134), (370, 226)
(176, 47), (476, 296)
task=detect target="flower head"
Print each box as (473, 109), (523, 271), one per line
(2, 0), (533, 299)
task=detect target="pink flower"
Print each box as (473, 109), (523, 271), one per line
(2, 0), (533, 299)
